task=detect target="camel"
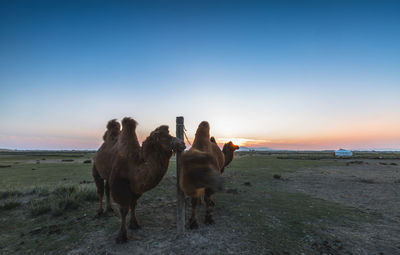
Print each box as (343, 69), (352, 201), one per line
(109, 124), (185, 243)
(210, 137), (240, 173)
(92, 118), (141, 216)
(92, 118), (140, 215)
(222, 141), (240, 172)
(179, 121), (239, 229)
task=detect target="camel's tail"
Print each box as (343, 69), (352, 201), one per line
(103, 119), (121, 141)
(180, 150), (224, 193)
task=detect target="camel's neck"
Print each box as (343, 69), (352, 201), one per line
(135, 148), (172, 193)
(223, 150), (234, 168)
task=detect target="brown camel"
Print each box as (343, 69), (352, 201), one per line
(92, 117), (141, 216)
(110, 125), (185, 243)
(179, 121), (239, 229)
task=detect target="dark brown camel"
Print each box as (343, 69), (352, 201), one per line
(92, 118), (141, 215)
(179, 121), (238, 229)
(92, 118), (140, 215)
(110, 125), (185, 243)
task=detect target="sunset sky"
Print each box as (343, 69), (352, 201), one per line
(1, 0), (399, 150)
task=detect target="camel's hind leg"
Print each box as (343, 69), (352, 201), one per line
(187, 197), (199, 229)
(104, 180), (113, 212)
(129, 194), (142, 230)
(92, 165), (105, 216)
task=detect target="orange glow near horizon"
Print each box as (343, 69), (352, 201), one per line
(216, 138), (268, 147)
(211, 132), (400, 150)
(1, 117), (399, 151)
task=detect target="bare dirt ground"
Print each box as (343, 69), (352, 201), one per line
(66, 175), (256, 255)
(67, 209), (249, 255)
(284, 159), (400, 254)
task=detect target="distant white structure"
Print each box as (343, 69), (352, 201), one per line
(334, 149), (353, 157)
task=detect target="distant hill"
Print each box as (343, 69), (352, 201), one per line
(0, 148), (13, 152)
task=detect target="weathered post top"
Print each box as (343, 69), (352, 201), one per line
(176, 116), (185, 234)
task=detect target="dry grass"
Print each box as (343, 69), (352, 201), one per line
(0, 199), (21, 211)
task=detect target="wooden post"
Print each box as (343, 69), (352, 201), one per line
(176, 116), (185, 234)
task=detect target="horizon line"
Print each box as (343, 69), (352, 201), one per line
(1, 147), (399, 152)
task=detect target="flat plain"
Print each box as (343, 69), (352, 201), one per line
(0, 150), (399, 254)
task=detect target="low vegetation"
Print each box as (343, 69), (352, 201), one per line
(24, 185), (98, 217)
(0, 150), (398, 254)
(0, 199), (21, 211)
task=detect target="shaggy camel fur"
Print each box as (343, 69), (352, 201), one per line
(110, 125), (185, 243)
(92, 118), (141, 215)
(179, 121), (238, 229)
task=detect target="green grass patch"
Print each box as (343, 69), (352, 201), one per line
(0, 163), (93, 190)
(25, 184), (98, 218)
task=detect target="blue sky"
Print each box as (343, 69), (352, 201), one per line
(0, 0), (399, 150)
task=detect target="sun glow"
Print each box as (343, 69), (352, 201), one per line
(216, 138), (269, 147)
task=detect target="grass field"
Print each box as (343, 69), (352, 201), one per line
(0, 150), (399, 254)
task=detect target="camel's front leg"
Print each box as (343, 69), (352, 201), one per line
(187, 197), (199, 229)
(116, 206), (129, 243)
(129, 194), (142, 230)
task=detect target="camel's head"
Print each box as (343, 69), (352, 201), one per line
(145, 125), (185, 155)
(222, 141), (240, 154)
(171, 137), (186, 153)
